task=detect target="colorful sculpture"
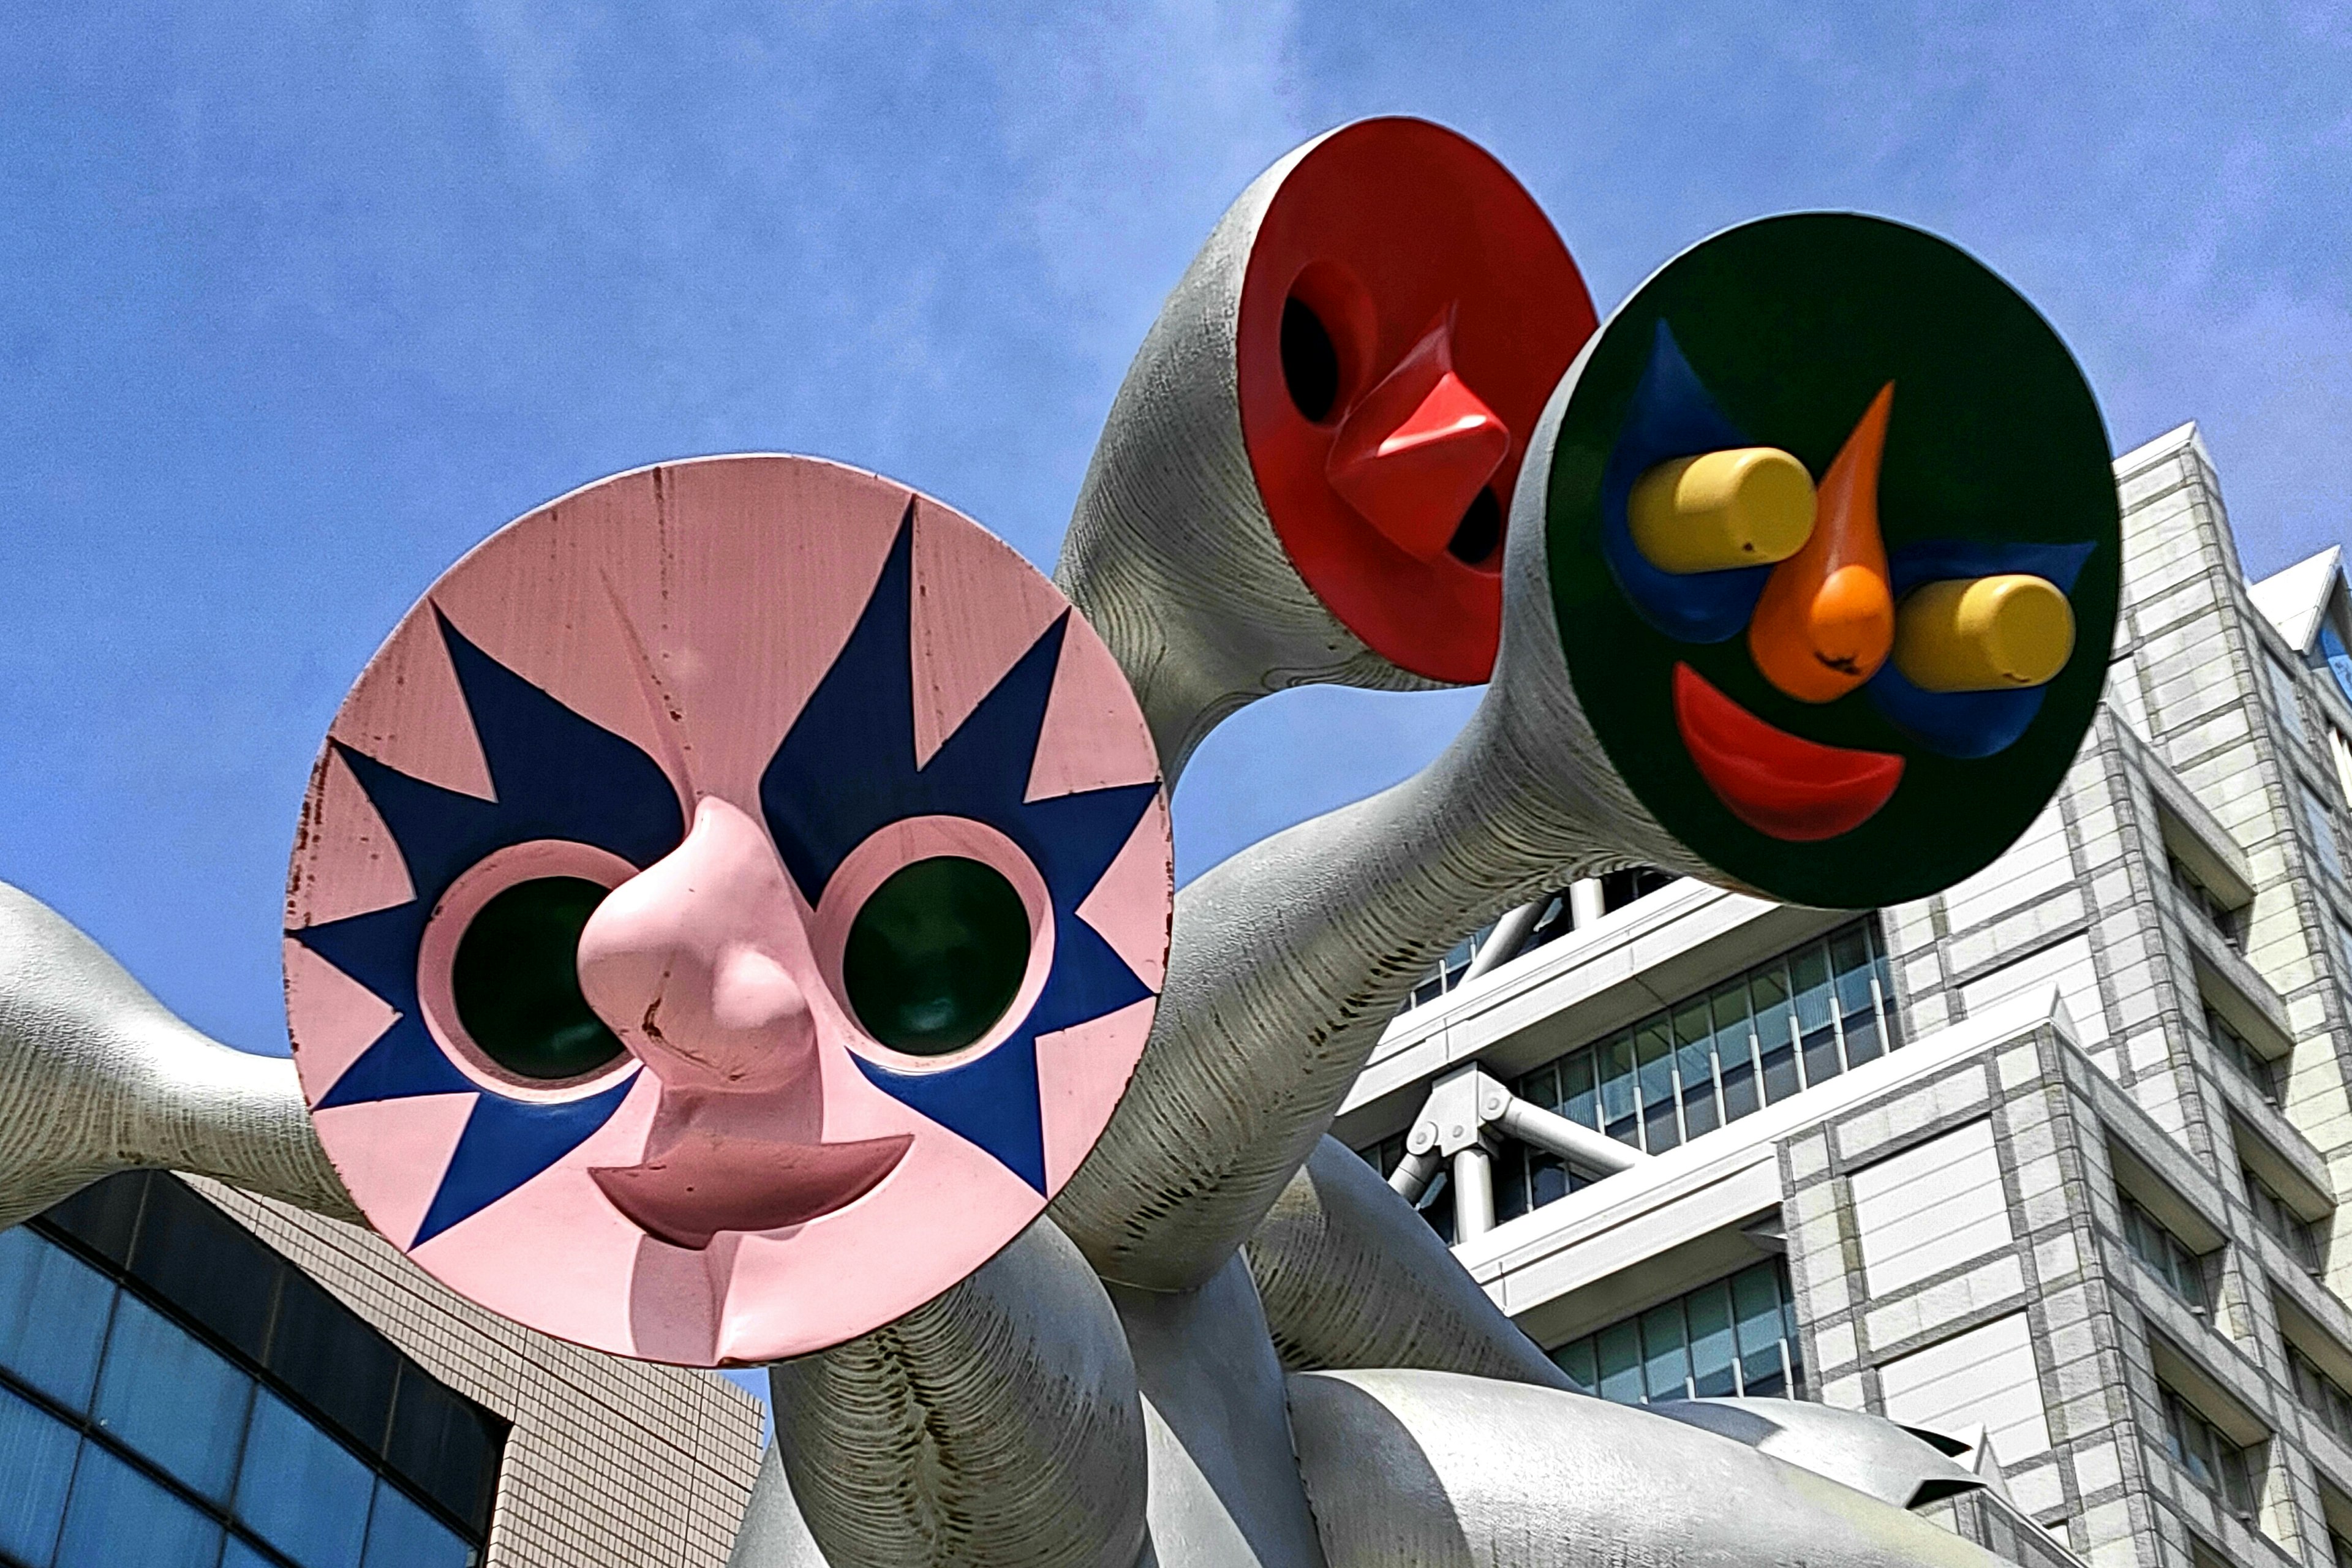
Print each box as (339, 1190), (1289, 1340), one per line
(0, 116), (2119, 1568)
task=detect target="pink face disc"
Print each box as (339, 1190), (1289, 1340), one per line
(284, 456), (1171, 1365)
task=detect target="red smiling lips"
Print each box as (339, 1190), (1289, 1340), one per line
(1671, 664), (1904, 842)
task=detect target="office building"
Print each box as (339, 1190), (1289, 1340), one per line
(1341, 424), (2352, 1568)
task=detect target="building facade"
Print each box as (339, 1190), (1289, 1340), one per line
(0, 1170), (763, 1568)
(1340, 423), (2352, 1568)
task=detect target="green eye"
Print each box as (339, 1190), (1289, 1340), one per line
(451, 876), (627, 1081)
(843, 856), (1031, 1055)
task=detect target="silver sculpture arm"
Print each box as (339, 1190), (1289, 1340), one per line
(1049, 377), (1702, 1291)
(1053, 133), (1434, 782)
(767, 1215), (1149, 1568)
(1245, 1135), (1569, 1389)
(1286, 1368), (2005, 1568)
(0, 881), (360, 1229)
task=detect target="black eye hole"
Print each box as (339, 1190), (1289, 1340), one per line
(1448, 487), (1504, 567)
(451, 876), (626, 1082)
(843, 856), (1031, 1057)
(1282, 296), (1343, 424)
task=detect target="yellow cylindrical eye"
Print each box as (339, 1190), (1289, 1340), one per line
(1628, 448), (1817, 575)
(1893, 574), (2076, 692)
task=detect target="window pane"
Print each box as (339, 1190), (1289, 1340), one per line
(1639, 1301), (1689, 1402)
(1732, 1262), (1787, 1392)
(0, 1225), (116, 1413)
(1596, 1321), (1643, 1404)
(1751, 967), (1800, 1104)
(1714, 978), (1761, 1122)
(363, 1481), (475, 1568)
(268, 1273), (399, 1455)
(1637, 1020), (1678, 1153)
(1599, 1033), (1639, 1145)
(1686, 1283), (1738, 1399)
(41, 1172), (148, 1267)
(92, 1292), (253, 1503)
(1550, 1336), (1598, 1395)
(1526, 1151), (1570, 1212)
(0, 1382), (78, 1568)
(386, 1374), (500, 1531)
(1559, 1051), (1598, 1130)
(225, 1539), (281, 1568)
(126, 1178), (278, 1362)
(53, 1441), (225, 1568)
(236, 1390), (375, 1568)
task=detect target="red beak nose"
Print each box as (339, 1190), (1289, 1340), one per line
(1324, 310), (1512, 562)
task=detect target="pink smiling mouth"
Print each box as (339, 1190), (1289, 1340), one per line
(590, 1129), (913, 1251)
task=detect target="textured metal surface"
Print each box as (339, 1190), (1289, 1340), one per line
(0, 881), (359, 1229)
(1109, 1253), (1328, 1568)
(1051, 134), (1438, 784)
(1049, 364), (1708, 1293)
(726, 1445), (833, 1568)
(1246, 1135), (1569, 1389)
(1648, 1397), (1993, 1510)
(767, 1215), (1147, 1568)
(1287, 1368), (2007, 1568)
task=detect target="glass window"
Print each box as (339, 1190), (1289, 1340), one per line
(385, 1375), (502, 1534)
(2204, 1007), (2283, 1106)
(0, 1225), (116, 1414)
(91, 1292), (254, 1503)
(2118, 1191), (2211, 1313)
(2332, 725), (2352, 806)
(270, 1270), (399, 1450)
(2244, 1167), (2326, 1275)
(2304, 787), (2344, 880)
(2159, 1385), (2258, 1518)
(363, 1480), (475, 1568)
(2285, 1341), (2352, 1448)
(1549, 1259), (1800, 1404)
(2269, 657), (2307, 740)
(2169, 858), (2244, 949)
(53, 1441), (226, 1568)
(0, 1382), (78, 1568)
(124, 1175), (278, 1362)
(236, 1389), (377, 1568)
(1491, 922), (1893, 1203)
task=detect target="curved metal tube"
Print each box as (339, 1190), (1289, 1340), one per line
(1286, 1369), (2007, 1568)
(1048, 377), (1703, 1291)
(0, 881), (359, 1229)
(767, 1215), (1148, 1568)
(1246, 1135), (1569, 1389)
(1053, 132), (1439, 783)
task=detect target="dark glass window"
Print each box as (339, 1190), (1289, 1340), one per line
(2205, 1008), (2283, 1106)
(2170, 858), (2245, 951)
(2118, 1191), (2212, 1314)
(1356, 1137), (1457, 1244)
(1548, 1259), (1800, 1404)
(2159, 1385), (2258, 1518)
(1, 1173), (504, 1567)
(2244, 1167), (2326, 1275)
(2285, 1340), (2352, 1448)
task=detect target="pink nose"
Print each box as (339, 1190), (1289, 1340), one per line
(576, 796), (821, 1100)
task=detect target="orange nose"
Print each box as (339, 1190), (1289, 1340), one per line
(1748, 385), (1898, 702)
(1325, 310), (1512, 562)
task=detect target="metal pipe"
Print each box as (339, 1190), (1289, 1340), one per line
(1569, 878), (1607, 929)
(1387, 1147), (1441, 1203)
(1449, 1146), (1496, 1241)
(1460, 897), (1548, 983)
(1493, 1096), (1643, 1177)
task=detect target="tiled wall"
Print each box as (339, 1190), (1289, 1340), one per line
(189, 1179), (763, 1568)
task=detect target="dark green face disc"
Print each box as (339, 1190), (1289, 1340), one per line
(1545, 213), (2119, 908)
(843, 856), (1032, 1055)
(450, 876), (627, 1081)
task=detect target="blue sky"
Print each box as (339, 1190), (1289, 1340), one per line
(2, 3), (2345, 1077)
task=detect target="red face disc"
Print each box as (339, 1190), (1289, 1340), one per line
(1236, 118), (1596, 684)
